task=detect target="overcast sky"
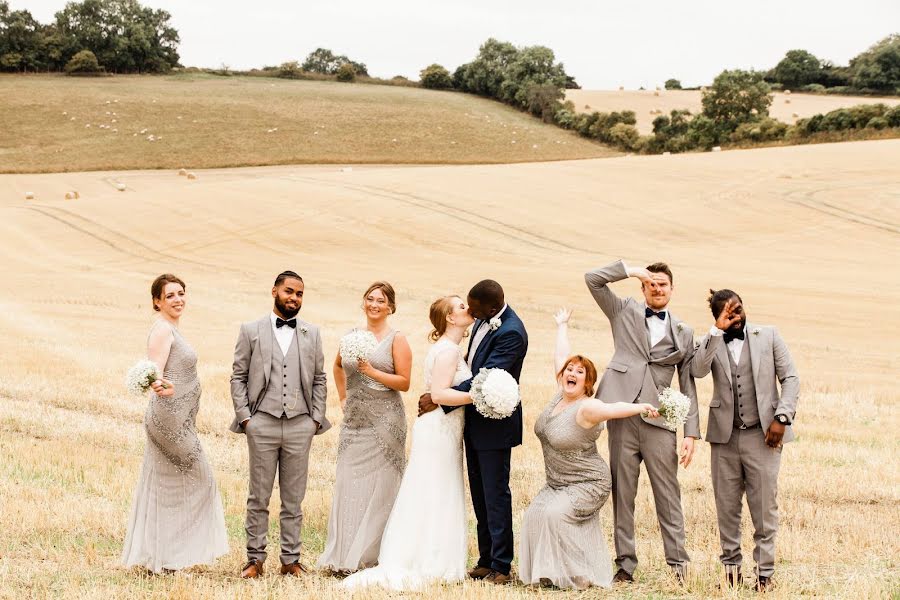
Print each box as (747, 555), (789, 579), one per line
(18, 0), (900, 89)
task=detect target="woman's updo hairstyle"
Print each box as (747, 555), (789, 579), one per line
(428, 296), (458, 342)
(151, 274), (186, 311)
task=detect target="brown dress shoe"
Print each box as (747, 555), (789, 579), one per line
(280, 562), (307, 576)
(240, 558), (264, 579)
(612, 568), (634, 583)
(484, 570), (512, 585)
(468, 566), (493, 580)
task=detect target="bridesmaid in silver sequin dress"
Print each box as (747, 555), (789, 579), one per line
(121, 274), (228, 573)
(318, 281), (413, 574)
(518, 309), (658, 589)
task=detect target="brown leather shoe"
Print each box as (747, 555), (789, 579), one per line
(240, 558), (264, 579)
(484, 570), (512, 585)
(612, 568), (634, 583)
(468, 566), (493, 580)
(280, 562), (307, 576)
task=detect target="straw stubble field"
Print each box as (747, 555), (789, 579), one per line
(0, 140), (898, 598)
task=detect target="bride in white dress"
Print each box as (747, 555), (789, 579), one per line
(343, 295), (475, 591)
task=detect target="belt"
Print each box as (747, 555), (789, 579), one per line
(738, 422), (761, 430)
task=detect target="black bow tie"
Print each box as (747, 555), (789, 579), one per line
(276, 318), (297, 329)
(723, 329), (745, 343)
(645, 308), (666, 320)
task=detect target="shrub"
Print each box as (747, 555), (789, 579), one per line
(771, 49), (823, 88)
(686, 115), (728, 149)
(702, 69), (772, 131)
(419, 64), (453, 89)
(554, 107), (578, 129)
(607, 123), (640, 150)
(575, 112), (600, 136)
(665, 78), (682, 90)
(65, 49), (101, 74)
(885, 105), (900, 127)
(867, 116), (889, 129)
(731, 117), (788, 143)
(799, 83), (826, 93)
(278, 61), (302, 79)
(525, 83), (564, 122)
(336, 63), (356, 82)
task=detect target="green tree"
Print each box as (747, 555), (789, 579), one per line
(664, 78), (682, 90)
(498, 45), (568, 108)
(335, 62), (356, 82)
(0, 4), (43, 71)
(458, 38), (519, 97)
(419, 63), (452, 89)
(702, 69), (772, 131)
(524, 83), (564, 122)
(849, 34), (900, 91)
(64, 48), (100, 73)
(771, 49), (822, 88)
(302, 48), (367, 76)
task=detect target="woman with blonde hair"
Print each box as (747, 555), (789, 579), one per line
(319, 281), (413, 574)
(342, 294), (475, 590)
(518, 308), (659, 589)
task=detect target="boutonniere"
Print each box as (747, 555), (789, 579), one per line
(752, 328), (761, 335)
(489, 317), (502, 332)
(299, 325), (309, 335)
(677, 322), (686, 331)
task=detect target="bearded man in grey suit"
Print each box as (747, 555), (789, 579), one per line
(585, 260), (699, 583)
(691, 289), (798, 592)
(230, 271), (331, 579)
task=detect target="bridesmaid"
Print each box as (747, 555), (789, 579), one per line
(318, 281), (412, 574)
(121, 274), (228, 573)
(518, 309), (658, 589)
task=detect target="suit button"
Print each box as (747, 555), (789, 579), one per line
(737, 374), (741, 378)
(283, 393), (286, 397)
(738, 384), (741, 388)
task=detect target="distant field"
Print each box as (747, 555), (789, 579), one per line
(0, 74), (616, 173)
(566, 89), (900, 134)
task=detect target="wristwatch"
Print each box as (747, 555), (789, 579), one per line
(775, 414), (791, 426)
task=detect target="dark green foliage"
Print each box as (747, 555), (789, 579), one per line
(64, 48), (100, 73)
(867, 116), (889, 129)
(799, 83), (826, 93)
(702, 70), (773, 131)
(731, 117), (788, 143)
(664, 78), (682, 90)
(524, 83), (565, 122)
(771, 49), (822, 88)
(849, 34), (900, 92)
(885, 105), (900, 127)
(301, 48), (367, 76)
(277, 61), (302, 79)
(335, 62), (356, 82)
(419, 64), (453, 90)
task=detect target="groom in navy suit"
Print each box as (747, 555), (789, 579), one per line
(419, 280), (528, 584)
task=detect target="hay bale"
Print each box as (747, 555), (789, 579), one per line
(70, 117), (76, 121)
(340, 167), (353, 173)
(140, 128), (148, 134)
(785, 89), (791, 95)
(532, 144), (538, 149)
(712, 146), (722, 152)
(85, 124), (91, 128)
(25, 192), (34, 200)
(792, 112), (799, 118)
(653, 90), (660, 96)
(65, 191), (78, 200)
(115, 183), (126, 191)
(584, 105), (591, 110)
(785, 98), (791, 104)
(62, 111), (67, 116)
(178, 168), (187, 176)
(662, 151), (671, 156)
(186, 172), (197, 180)
(618, 86), (624, 91)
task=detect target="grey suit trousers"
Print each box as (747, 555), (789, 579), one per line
(245, 411), (318, 564)
(608, 414), (690, 574)
(711, 428), (781, 577)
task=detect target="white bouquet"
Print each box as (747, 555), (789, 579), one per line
(471, 368), (520, 419)
(125, 359), (162, 395)
(651, 387), (692, 432)
(340, 329), (378, 364)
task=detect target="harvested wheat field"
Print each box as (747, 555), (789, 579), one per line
(566, 89), (900, 134)
(1, 139), (898, 598)
(0, 74), (615, 174)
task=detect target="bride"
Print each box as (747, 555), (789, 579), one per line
(343, 295), (474, 590)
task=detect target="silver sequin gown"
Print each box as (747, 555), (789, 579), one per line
(121, 324), (229, 572)
(518, 392), (613, 589)
(318, 329), (407, 572)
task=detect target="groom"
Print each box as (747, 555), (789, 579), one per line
(230, 271), (331, 578)
(419, 279), (528, 584)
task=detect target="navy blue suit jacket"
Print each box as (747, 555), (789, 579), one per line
(447, 306), (528, 450)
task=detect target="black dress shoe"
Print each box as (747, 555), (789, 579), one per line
(612, 568), (634, 583)
(756, 575), (776, 592)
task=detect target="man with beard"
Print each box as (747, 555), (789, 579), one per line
(230, 271), (330, 578)
(584, 260), (698, 583)
(690, 289), (799, 592)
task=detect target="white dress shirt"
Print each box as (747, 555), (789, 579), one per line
(709, 326), (745, 363)
(646, 307), (669, 347)
(467, 304), (507, 369)
(271, 312), (297, 356)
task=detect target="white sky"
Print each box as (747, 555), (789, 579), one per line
(17, 0), (900, 89)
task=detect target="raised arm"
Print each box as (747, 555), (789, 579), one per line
(230, 324), (251, 425)
(692, 297), (741, 378)
(585, 260), (655, 321)
(431, 349), (471, 406)
(553, 308), (573, 374)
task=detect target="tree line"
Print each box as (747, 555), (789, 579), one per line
(0, 0), (179, 73)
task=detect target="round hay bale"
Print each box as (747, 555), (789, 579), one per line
(65, 192), (75, 200)
(178, 168), (187, 176)
(712, 146), (722, 152)
(785, 89), (791, 95)
(792, 112), (799, 118)
(662, 151), (671, 156)
(785, 98), (791, 104)
(186, 172), (197, 180)
(115, 183), (126, 192)
(25, 192), (34, 200)
(653, 90), (660, 96)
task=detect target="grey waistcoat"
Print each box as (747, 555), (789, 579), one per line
(258, 333), (308, 419)
(647, 322), (678, 392)
(727, 342), (759, 428)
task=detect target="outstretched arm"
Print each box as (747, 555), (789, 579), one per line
(579, 399), (659, 427)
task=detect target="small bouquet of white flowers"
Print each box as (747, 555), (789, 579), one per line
(647, 387), (691, 432)
(125, 359), (163, 395)
(339, 329), (378, 364)
(471, 368), (520, 419)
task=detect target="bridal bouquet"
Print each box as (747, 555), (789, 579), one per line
(650, 387), (691, 432)
(471, 368), (520, 419)
(125, 359), (163, 395)
(340, 329), (378, 363)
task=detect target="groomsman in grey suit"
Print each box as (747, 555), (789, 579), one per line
(691, 289), (799, 592)
(230, 271), (331, 578)
(585, 260), (699, 583)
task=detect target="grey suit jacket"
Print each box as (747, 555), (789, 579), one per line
(585, 260), (700, 438)
(229, 315), (330, 435)
(691, 322), (799, 444)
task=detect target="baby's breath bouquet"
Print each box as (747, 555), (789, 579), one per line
(125, 359), (163, 395)
(471, 368), (520, 419)
(339, 329), (378, 363)
(646, 387), (691, 432)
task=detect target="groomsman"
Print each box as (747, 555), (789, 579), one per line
(691, 289), (799, 592)
(230, 271), (331, 578)
(585, 260), (698, 583)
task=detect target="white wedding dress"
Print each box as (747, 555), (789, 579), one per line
(342, 337), (471, 591)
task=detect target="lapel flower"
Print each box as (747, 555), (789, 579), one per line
(752, 327), (761, 335)
(489, 317), (502, 332)
(677, 322), (686, 331)
(300, 325), (309, 335)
